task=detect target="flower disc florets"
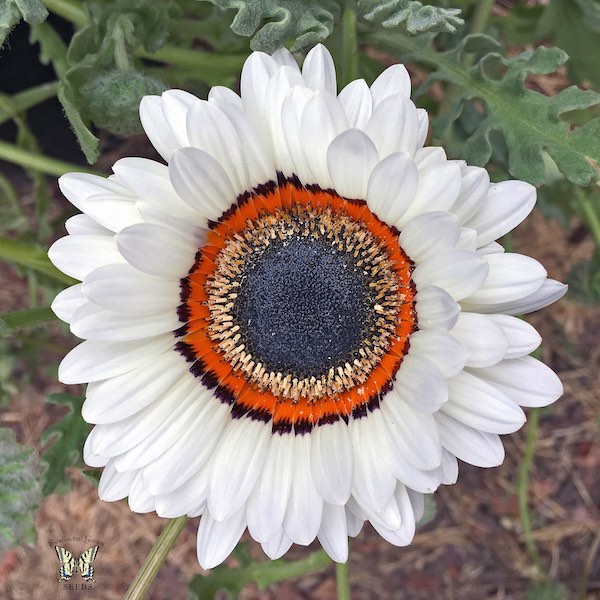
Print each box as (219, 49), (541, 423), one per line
(49, 44), (566, 569)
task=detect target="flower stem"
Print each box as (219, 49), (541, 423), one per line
(469, 0), (495, 37)
(579, 190), (600, 248)
(336, 561), (351, 600)
(518, 408), (542, 571)
(123, 517), (188, 600)
(0, 140), (98, 177)
(42, 0), (87, 27)
(341, 3), (359, 87)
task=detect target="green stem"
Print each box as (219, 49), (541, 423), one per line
(0, 307), (57, 336)
(336, 561), (351, 600)
(579, 190), (600, 248)
(113, 24), (133, 71)
(42, 0), (87, 27)
(518, 408), (542, 572)
(0, 82), (60, 126)
(123, 517), (188, 600)
(0, 140), (98, 177)
(469, 0), (495, 36)
(341, 3), (359, 88)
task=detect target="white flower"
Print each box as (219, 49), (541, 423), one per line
(48, 45), (566, 569)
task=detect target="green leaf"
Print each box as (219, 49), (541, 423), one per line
(40, 393), (88, 496)
(0, 307), (57, 337)
(358, 0), (463, 34)
(188, 548), (330, 599)
(0, 237), (76, 285)
(369, 32), (600, 185)
(29, 21), (69, 78)
(565, 249), (600, 305)
(417, 494), (436, 527)
(0, 428), (45, 557)
(0, 0), (48, 45)
(538, 0), (600, 87)
(202, 0), (341, 53)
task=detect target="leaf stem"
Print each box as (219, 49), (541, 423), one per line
(42, 0), (87, 27)
(336, 560), (351, 600)
(579, 189), (600, 248)
(518, 408), (542, 572)
(469, 0), (495, 37)
(0, 82), (60, 126)
(123, 517), (188, 600)
(341, 2), (359, 87)
(0, 140), (98, 177)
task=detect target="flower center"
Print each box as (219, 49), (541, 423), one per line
(176, 178), (418, 433)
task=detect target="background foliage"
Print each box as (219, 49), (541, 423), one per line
(0, 0), (598, 598)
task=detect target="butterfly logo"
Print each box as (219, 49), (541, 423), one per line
(55, 545), (99, 582)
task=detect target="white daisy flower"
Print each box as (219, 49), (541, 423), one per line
(48, 45), (567, 569)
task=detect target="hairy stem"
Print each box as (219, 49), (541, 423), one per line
(123, 517), (188, 600)
(42, 0), (87, 26)
(518, 408), (542, 571)
(341, 2), (359, 88)
(579, 190), (600, 248)
(336, 560), (351, 600)
(0, 141), (98, 177)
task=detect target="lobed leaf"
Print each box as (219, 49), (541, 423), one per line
(369, 32), (600, 185)
(0, 428), (45, 557)
(358, 0), (463, 34)
(0, 0), (48, 46)
(202, 0), (341, 53)
(40, 393), (88, 496)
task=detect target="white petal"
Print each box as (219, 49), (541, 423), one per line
(407, 488), (425, 522)
(247, 433), (294, 543)
(144, 400), (230, 496)
(58, 335), (174, 384)
(395, 354), (448, 413)
(197, 507), (247, 569)
(186, 100), (250, 194)
(71, 302), (179, 342)
(83, 430), (109, 467)
(128, 476), (155, 513)
(82, 351), (192, 424)
(261, 529), (293, 560)
(366, 152), (418, 226)
(382, 392), (442, 469)
(466, 180), (536, 246)
(139, 92), (194, 161)
(300, 91), (349, 188)
(408, 329), (467, 377)
(116, 223), (197, 278)
(271, 47), (299, 70)
(327, 129), (378, 200)
(310, 421), (353, 505)
(414, 285), (460, 331)
(471, 356), (563, 407)
(51, 284), (86, 324)
(83, 264), (180, 316)
(208, 85), (243, 107)
(440, 450), (459, 484)
(317, 503), (348, 563)
(435, 412), (505, 468)
(399, 211), (461, 264)
(240, 51), (279, 129)
(464, 253), (546, 305)
(98, 461), (137, 501)
(208, 419), (270, 521)
(65, 214), (112, 235)
(370, 64), (411, 105)
(345, 508), (364, 537)
(449, 165), (490, 224)
(302, 44), (336, 95)
(154, 467), (209, 518)
(169, 147), (237, 221)
(444, 371), (526, 434)
(412, 251), (489, 302)
(350, 410), (397, 511)
(398, 161), (462, 227)
(415, 108), (429, 149)
(488, 315), (541, 358)
(450, 312), (508, 368)
(49, 235), (125, 280)
(462, 279), (567, 316)
(365, 95), (419, 158)
(283, 435), (323, 545)
(338, 79), (372, 129)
